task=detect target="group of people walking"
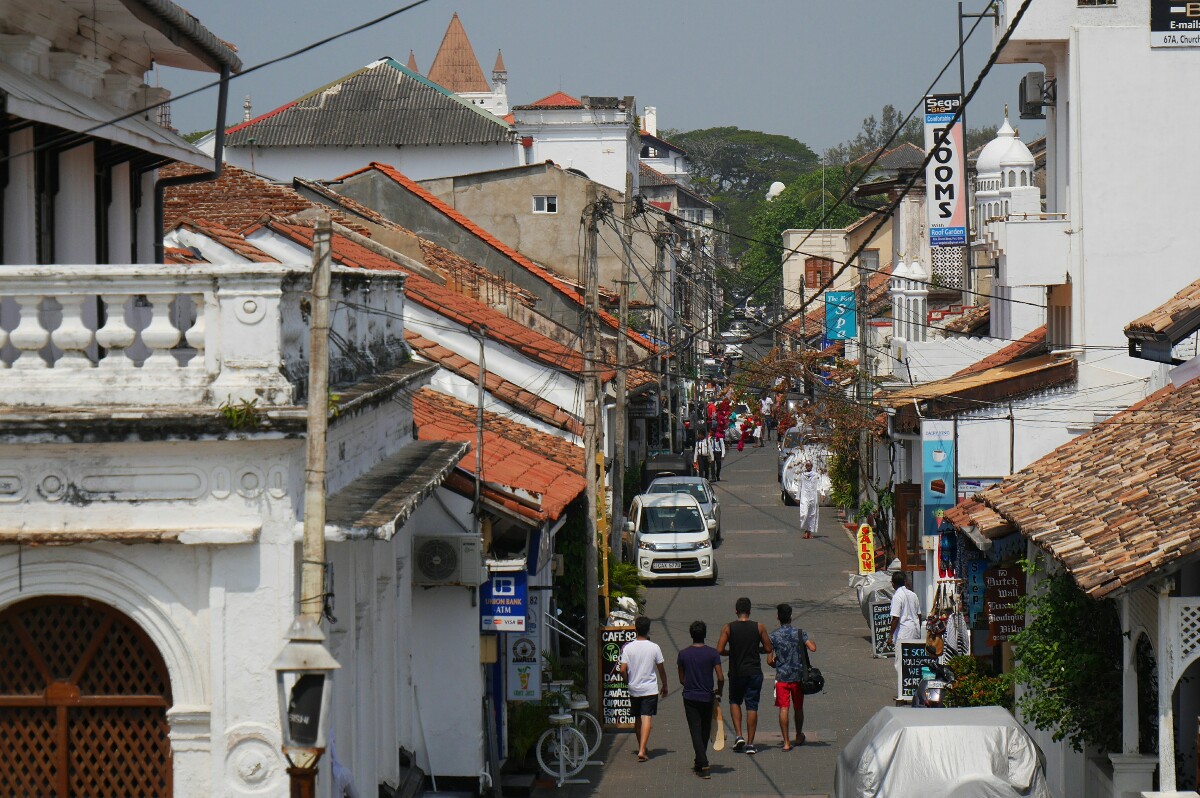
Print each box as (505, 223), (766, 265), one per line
(618, 598), (817, 778)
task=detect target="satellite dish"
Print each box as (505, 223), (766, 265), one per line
(766, 181), (786, 201)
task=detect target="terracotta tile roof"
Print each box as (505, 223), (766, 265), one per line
(405, 330), (583, 436)
(259, 218), (606, 380)
(943, 499), (1015, 545)
(640, 131), (687, 155)
(426, 13), (491, 94)
(638, 162), (675, 187)
(943, 304), (991, 335)
(1125, 276), (1200, 341)
(879, 353), (1076, 413)
(170, 218), (278, 262)
(162, 163), (317, 232)
(951, 325), (1046, 378)
(974, 381), (1200, 598)
(523, 91), (582, 109)
(413, 387), (586, 522)
(340, 161), (650, 352)
(164, 247), (204, 264)
(494, 50), (506, 73)
(848, 142), (926, 172)
(627, 368), (658, 393)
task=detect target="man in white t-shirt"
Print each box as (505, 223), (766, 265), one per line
(619, 615), (668, 762)
(890, 571), (923, 645)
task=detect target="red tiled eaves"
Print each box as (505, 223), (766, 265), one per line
(952, 325), (1047, 378)
(224, 100), (299, 136)
(414, 387), (585, 522)
(529, 91), (581, 108)
(337, 162), (653, 353)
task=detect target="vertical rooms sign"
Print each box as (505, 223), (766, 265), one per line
(924, 94), (967, 248)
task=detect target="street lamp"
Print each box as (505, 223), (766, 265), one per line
(273, 615), (340, 798)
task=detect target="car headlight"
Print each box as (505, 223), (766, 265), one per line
(692, 541), (712, 551)
(638, 540), (657, 551)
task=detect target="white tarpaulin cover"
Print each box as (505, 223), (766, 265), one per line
(835, 706), (1051, 798)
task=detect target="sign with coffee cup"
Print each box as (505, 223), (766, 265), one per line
(921, 419), (955, 537)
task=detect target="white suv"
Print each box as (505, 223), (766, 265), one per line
(622, 493), (717, 583)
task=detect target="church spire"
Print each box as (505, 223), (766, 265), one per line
(405, 50), (419, 73)
(427, 13), (490, 93)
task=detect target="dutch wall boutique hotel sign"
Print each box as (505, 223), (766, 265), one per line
(1151, 0), (1200, 47)
(923, 94), (967, 248)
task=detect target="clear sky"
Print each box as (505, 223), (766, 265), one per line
(166, 0), (1043, 153)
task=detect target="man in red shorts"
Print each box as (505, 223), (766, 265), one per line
(767, 603), (817, 750)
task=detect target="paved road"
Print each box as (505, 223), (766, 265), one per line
(535, 443), (897, 798)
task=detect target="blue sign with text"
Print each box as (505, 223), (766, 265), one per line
(825, 291), (857, 341)
(481, 571), (527, 631)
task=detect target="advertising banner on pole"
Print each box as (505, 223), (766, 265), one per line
(856, 523), (876, 574)
(480, 571), (527, 631)
(825, 291), (857, 341)
(921, 419), (955, 536)
(924, 94), (967, 248)
(505, 633), (541, 700)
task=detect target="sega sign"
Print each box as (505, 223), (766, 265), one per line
(924, 94), (967, 248)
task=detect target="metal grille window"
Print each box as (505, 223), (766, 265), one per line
(532, 195), (558, 214)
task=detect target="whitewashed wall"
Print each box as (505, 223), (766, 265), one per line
(214, 142), (520, 183)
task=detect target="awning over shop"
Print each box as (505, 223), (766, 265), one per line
(943, 499), (1015, 552)
(326, 440), (469, 540)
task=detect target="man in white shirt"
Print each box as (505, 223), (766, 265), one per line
(693, 430), (713, 480)
(619, 615), (668, 761)
(889, 571), (923, 646)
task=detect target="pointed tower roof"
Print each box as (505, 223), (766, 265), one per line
(427, 13), (490, 94)
(406, 50), (419, 73)
(493, 49), (506, 73)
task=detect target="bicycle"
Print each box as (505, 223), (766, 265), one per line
(535, 713), (589, 786)
(546, 680), (602, 757)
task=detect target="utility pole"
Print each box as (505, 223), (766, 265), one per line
(301, 216), (332, 622)
(612, 169), (634, 565)
(582, 205), (601, 711)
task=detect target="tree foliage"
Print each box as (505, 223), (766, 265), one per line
(1011, 560), (1122, 753)
(741, 168), (864, 298)
(824, 105), (923, 165)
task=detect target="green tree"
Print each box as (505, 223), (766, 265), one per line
(182, 129), (213, 144)
(1011, 560), (1122, 753)
(824, 104), (999, 169)
(741, 167), (864, 298)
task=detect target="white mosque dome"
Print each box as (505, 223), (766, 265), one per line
(892, 261), (912, 282)
(976, 117), (1032, 175)
(907, 261), (928, 283)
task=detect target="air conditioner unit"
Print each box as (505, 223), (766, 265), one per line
(1018, 71), (1056, 120)
(412, 535), (482, 587)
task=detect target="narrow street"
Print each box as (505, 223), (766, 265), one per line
(538, 443), (897, 798)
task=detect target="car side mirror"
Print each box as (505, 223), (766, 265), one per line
(623, 521), (634, 533)
(707, 519), (717, 530)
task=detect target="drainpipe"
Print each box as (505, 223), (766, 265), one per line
(153, 64), (231, 263)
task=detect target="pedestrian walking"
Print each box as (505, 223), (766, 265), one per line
(889, 571), (924, 646)
(677, 620), (724, 779)
(693, 429), (713, 481)
(716, 597), (773, 755)
(796, 460), (827, 539)
(619, 615), (668, 762)
(767, 603), (816, 750)
(711, 433), (725, 482)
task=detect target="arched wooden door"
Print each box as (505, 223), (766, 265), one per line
(0, 597), (173, 796)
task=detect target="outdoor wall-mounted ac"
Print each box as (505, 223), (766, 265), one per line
(1018, 71), (1057, 120)
(412, 535), (482, 587)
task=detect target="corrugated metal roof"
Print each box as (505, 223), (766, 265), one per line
(225, 58), (513, 148)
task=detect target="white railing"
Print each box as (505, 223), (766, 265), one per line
(0, 264), (406, 408)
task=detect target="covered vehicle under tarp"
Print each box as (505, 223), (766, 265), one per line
(835, 707), (1051, 798)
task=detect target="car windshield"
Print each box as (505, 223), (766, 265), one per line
(638, 506), (706, 534)
(733, 404), (750, 416)
(783, 430), (806, 449)
(648, 483), (709, 504)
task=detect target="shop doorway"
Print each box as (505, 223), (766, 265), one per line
(0, 597), (173, 796)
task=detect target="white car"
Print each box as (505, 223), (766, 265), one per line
(622, 493), (717, 583)
(646, 476), (721, 541)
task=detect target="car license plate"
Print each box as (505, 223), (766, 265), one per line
(654, 561), (682, 570)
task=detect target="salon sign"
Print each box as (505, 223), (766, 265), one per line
(856, 524), (876, 574)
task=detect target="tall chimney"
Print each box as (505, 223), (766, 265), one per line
(644, 106), (657, 136)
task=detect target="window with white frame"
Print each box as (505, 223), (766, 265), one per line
(532, 195), (558, 214)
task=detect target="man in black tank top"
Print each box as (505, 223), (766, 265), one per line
(716, 597), (774, 755)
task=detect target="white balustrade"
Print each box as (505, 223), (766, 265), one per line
(0, 264), (408, 408)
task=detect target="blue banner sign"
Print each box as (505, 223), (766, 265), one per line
(921, 419), (955, 536)
(825, 291), (857, 341)
(481, 571), (527, 631)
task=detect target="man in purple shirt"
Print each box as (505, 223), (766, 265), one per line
(677, 620), (725, 778)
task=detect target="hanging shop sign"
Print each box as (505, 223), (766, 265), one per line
(921, 419), (956, 536)
(825, 291), (857, 341)
(1151, 0), (1200, 47)
(600, 626), (638, 730)
(506, 633), (542, 701)
(856, 523), (876, 575)
(897, 640), (939, 700)
(871, 601), (895, 658)
(924, 94), (967, 248)
(480, 571), (527, 632)
(985, 566), (1027, 647)
(965, 558), (989, 627)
